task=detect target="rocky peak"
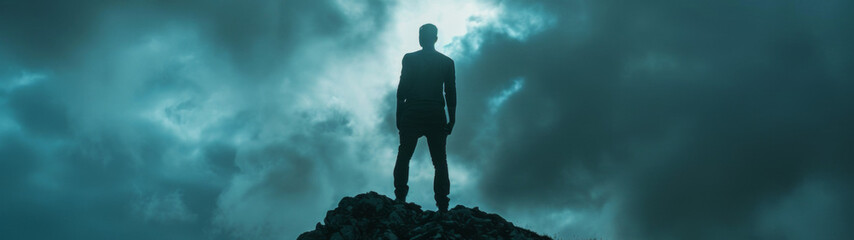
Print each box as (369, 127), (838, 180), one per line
(298, 191), (552, 240)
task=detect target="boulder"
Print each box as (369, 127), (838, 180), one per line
(298, 192), (552, 240)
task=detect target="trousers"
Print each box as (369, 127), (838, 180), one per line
(393, 125), (450, 210)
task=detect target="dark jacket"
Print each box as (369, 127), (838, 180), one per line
(396, 49), (456, 130)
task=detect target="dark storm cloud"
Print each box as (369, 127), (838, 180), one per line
(0, 118), (218, 239)
(0, 0), (389, 76)
(1, 0), (394, 239)
(7, 80), (70, 136)
(443, 0), (853, 239)
(0, 0), (106, 67)
(3, 0), (853, 239)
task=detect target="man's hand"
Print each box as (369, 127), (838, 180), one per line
(444, 121), (455, 135)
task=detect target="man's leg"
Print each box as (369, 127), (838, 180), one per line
(394, 131), (419, 202)
(425, 130), (450, 211)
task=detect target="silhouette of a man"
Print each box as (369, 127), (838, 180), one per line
(394, 23), (456, 212)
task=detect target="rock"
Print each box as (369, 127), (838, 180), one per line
(296, 191), (552, 240)
(383, 230), (399, 240)
(339, 225), (357, 240)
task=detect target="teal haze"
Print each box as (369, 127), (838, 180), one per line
(1, 0), (852, 239)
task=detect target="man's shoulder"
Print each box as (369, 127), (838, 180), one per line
(402, 51), (419, 63)
(436, 52), (454, 63)
(405, 50), (454, 64)
(404, 50), (423, 58)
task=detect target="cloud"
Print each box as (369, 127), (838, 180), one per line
(1, 0), (396, 239)
(2, 0), (853, 239)
(442, 0), (854, 239)
(488, 78), (524, 114)
(134, 191), (198, 223)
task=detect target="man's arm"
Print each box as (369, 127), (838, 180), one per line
(445, 59), (456, 134)
(397, 54), (409, 130)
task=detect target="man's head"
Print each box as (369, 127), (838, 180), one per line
(419, 23), (438, 49)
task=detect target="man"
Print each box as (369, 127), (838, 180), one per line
(394, 23), (456, 212)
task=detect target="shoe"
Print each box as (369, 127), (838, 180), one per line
(438, 206), (448, 213)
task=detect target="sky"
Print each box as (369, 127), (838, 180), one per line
(1, 0), (852, 239)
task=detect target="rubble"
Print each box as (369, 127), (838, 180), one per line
(298, 192), (552, 240)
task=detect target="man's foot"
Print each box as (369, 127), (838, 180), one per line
(425, 210), (443, 221)
(394, 197), (406, 204)
(438, 205), (448, 213)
